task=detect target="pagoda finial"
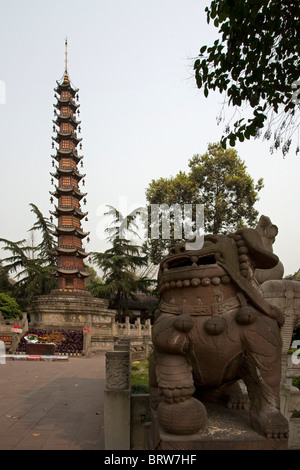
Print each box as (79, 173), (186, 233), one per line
(63, 38), (69, 83)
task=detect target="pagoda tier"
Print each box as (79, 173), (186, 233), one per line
(52, 132), (82, 146)
(51, 150), (83, 164)
(50, 186), (87, 200)
(53, 114), (81, 128)
(54, 76), (78, 96)
(50, 205), (88, 219)
(53, 226), (89, 238)
(50, 51), (90, 293)
(51, 167), (86, 183)
(55, 246), (88, 257)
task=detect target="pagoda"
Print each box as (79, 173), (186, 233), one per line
(30, 40), (115, 338)
(50, 39), (90, 293)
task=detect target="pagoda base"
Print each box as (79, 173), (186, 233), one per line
(29, 291), (115, 330)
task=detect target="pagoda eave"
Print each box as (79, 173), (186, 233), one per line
(76, 228), (90, 239)
(54, 81), (78, 95)
(56, 268), (90, 278)
(53, 227), (89, 239)
(51, 168), (85, 179)
(53, 95), (80, 109)
(52, 135), (82, 145)
(50, 206), (88, 219)
(53, 227), (76, 236)
(56, 247), (88, 258)
(56, 268), (80, 276)
(53, 115), (80, 127)
(78, 270), (90, 278)
(53, 149), (82, 161)
(50, 187), (87, 198)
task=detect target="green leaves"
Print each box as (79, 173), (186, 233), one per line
(195, 0), (300, 155)
(146, 143), (263, 244)
(0, 293), (22, 320)
(90, 206), (155, 317)
(0, 205), (57, 308)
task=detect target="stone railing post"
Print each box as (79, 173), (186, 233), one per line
(111, 316), (117, 336)
(143, 335), (149, 358)
(136, 317), (141, 336)
(125, 316), (130, 335)
(104, 347), (131, 450)
(145, 318), (151, 338)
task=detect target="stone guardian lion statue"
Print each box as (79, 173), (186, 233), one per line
(149, 225), (289, 440)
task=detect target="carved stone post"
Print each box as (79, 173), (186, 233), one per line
(136, 317), (141, 336)
(143, 335), (149, 358)
(104, 349), (131, 449)
(125, 316), (130, 335)
(111, 316), (116, 336)
(145, 318), (151, 336)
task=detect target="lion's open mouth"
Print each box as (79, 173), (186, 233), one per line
(167, 254), (217, 271)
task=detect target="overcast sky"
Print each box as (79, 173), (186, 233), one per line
(1, 0), (299, 276)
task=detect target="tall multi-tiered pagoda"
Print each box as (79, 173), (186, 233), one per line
(50, 40), (90, 293)
(30, 40), (115, 334)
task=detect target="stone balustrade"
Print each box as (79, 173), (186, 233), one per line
(90, 316), (151, 337)
(85, 317), (152, 359)
(280, 354), (300, 449)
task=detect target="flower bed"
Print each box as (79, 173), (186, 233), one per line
(18, 329), (83, 354)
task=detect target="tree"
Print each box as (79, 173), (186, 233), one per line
(0, 205), (57, 307)
(90, 206), (156, 319)
(145, 171), (199, 264)
(189, 143), (264, 233)
(28, 203), (57, 265)
(194, 0), (300, 156)
(285, 269), (300, 282)
(0, 260), (13, 294)
(146, 143), (263, 263)
(0, 293), (22, 320)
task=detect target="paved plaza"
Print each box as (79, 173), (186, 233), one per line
(0, 355), (106, 450)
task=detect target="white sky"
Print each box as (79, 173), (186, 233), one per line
(0, 0), (299, 277)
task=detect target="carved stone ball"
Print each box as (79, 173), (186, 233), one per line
(235, 306), (258, 325)
(157, 398), (207, 435)
(173, 314), (194, 332)
(204, 316), (226, 335)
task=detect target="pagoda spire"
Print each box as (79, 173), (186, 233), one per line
(64, 38), (69, 83)
(50, 41), (90, 293)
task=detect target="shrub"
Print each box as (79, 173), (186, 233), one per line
(0, 293), (22, 320)
(131, 360), (149, 394)
(293, 377), (300, 390)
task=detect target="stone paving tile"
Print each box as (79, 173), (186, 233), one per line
(0, 356), (106, 450)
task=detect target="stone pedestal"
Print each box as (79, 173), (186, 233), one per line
(29, 291), (115, 329)
(151, 403), (288, 450)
